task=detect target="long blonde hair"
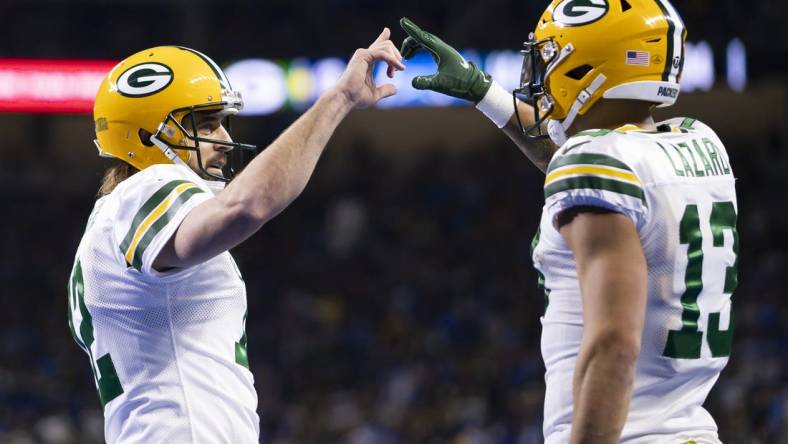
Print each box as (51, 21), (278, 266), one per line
(97, 161), (138, 197)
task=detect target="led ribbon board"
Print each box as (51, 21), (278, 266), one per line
(0, 59), (116, 113)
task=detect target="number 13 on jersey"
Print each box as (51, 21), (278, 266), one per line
(664, 201), (738, 359)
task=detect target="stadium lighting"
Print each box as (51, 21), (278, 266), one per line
(726, 38), (747, 93)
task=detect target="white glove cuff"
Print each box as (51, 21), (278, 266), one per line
(475, 81), (515, 128)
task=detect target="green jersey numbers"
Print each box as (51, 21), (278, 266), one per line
(235, 310), (250, 369)
(67, 260), (124, 406)
(663, 201), (738, 359)
(531, 228), (551, 313)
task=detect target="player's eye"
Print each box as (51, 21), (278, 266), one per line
(197, 121), (219, 135)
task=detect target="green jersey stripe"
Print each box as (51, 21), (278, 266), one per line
(547, 153), (633, 174)
(680, 118), (696, 129)
(130, 187), (205, 270)
(119, 180), (191, 256)
(561, 140), (591, 154)
(544, 175), (646, 204)
(573, 129), (612, 138)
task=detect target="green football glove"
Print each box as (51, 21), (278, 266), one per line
(399, 17), (492, 103)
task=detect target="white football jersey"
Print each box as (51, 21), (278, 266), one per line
(67, 164), (259, 443)
(533, 118), (737, 444)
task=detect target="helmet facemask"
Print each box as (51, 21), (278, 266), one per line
(515, 31), (612, 146)
(512, 33), (565, 139)
(150, 89), (257, 182)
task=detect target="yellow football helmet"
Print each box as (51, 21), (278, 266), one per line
(514, 0), (687, 144)
(93, 46), (256, 180)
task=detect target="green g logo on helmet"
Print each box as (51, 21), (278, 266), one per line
(553, 0), (609, 26)
(116, 63), (174, 97)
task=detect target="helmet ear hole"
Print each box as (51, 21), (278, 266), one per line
(620, 0), (632, 12)
(565, 64), (593, 80)
(138, 129), (154, 147)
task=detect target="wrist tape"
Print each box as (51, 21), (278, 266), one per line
(475, 81), (515, 128)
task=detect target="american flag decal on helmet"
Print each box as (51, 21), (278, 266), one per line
(626, 50), (650, 66)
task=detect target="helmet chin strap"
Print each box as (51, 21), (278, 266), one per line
(150, 131), (226, 194)
(547, 119), (569, 147)
(150, 130), (191, 169)
(547, 73), (607, 146)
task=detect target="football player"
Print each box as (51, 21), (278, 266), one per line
(400, 0), (737, 442)
(67, 30), (403, 442)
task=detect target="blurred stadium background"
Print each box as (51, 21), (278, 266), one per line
(0, 0), (786, 442)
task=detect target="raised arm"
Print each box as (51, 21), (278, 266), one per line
(557, 207), (647, 444)
(399, 17), (557, 172)
(500, 104), (557, 172)
(153, 28), (404, 270)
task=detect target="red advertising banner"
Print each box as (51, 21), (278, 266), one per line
(0, 59), (116, 113)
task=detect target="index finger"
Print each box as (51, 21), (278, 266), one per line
(372, 27), (391, 46)
(399, 17), (426, 44)
(399, 17), (449, 61)
(367, 47), (404, 68)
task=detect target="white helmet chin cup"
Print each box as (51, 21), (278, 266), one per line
(547, 119), (568, 147)
(546, 74), (607, 147)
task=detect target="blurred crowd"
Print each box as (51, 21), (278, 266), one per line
(0, 0), (785, 442)
(0, 125), (785, 443)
